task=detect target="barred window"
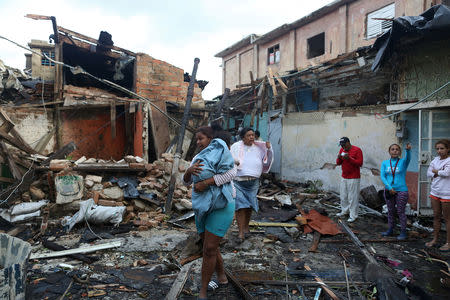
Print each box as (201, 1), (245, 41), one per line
(41, 51), (55, 66)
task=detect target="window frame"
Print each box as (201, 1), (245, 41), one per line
(306, 32), (325, 59)
(41, 50), (55, 66)
(267, 44), (280, 65)
(366, 3), (395, 39)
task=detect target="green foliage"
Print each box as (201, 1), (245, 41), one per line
(304, 179), (323, 194)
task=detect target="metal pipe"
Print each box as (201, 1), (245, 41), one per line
(165, 58), (200, 214)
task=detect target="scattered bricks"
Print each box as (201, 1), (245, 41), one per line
(154, 214), (166, 222)
(85, 179), (94, 188)
(153, 182), (164, 191)
(153, 160), (165, 170)
(102, 187), (124, 200)
(173, 190), (183, 199)
(178, 164), (186, 172)
(29, 186), (45, 200)
(98, 199), (124, 207)
(187, 190), (192, 198)
(145, 164), (154, 171)
(126, 206), (134, 212)
(178, 185), (189, 193)
(85, 191), (94, 199)
(138, 225), (149, 231)
(138, 212), (149, 220)
(163, 162), (173, 174)
(133, 199), (151, 211)
(49, 159), (71, 171)
(161, 153), (174, 162)
(103, 182), (113, 188)
(85, 175), (102, 183)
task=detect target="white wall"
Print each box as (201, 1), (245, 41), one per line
(281, 110), (397, 192)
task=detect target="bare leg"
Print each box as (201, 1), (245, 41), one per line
(439, 202), (450, 251)
(214, 251), (228, 284)
(426, 197), (441, 247)
(236, 209), (246, 239)
(199, 231), (222, 299)
(243, 208), (252, 233)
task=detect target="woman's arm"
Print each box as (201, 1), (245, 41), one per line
(183, 161), (203, 186)
(427, 160), (435, 178)
(438, 161), (450, 177)
(194, 166), (237, 192)
(380, 161), (391, 190)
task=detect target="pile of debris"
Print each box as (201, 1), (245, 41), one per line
(1, 151), (193, 229)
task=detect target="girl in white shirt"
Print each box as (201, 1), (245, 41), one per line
(425, 139), (450, 251)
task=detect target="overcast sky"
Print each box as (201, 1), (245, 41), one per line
(0, 0), (334, 99)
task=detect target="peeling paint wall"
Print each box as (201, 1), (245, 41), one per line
(3, 107), (55, 155)
(281, 109), (397, 192)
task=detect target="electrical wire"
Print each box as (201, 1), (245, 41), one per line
(0, 160), (34, 205)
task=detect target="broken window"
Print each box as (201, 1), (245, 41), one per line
(307, 32), (325, 59)
(41, 50), (55, 66)
(267, 44), (280, 65)
(366, 3), (395, 39)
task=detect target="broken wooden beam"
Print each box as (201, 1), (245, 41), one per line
(164, 261), (194, 300)
(30, 240), (122, 259)
(309, 231), (321, 253)
(0, 141), (22, 180)
(224, 267), (255, 300)
(267, 67), (278, 97)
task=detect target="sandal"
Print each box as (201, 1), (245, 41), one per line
(425, 240), (437, 248)
(207, 280), (228, 291)
(439, 243), (450, 252)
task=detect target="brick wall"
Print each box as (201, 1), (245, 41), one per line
(134, 53), (203, 157)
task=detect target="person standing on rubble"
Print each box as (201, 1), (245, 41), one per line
(336, 137), (363, 223)
(230, 128), (273, 242)
(425, 139), (450, 251)
(183, 126), (236, 300)
(380, 143), (412, 240)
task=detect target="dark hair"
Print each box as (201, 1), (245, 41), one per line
(435, 139), (450, 151)
(196, 126), (214, 139)
(255, 130), (260, 138)
(388, 143), (402, 154)
(215, 131), (232, 147)
(239, 127), (254, 139)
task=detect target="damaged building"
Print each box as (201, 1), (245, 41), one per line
(214, 0), (450, 214)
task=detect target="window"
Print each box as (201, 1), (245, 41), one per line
(307, 32), (325, 59)
(41, 50), (55, 66)
(267, 44), (280, 65)
(366, 3), (395, 39)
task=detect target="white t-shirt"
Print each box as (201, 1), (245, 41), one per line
(427, 156), (450, 199)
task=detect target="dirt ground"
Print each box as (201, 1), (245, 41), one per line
(23, 193), (450, 300)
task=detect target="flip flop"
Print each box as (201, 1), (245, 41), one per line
(207, 280), (228, 291)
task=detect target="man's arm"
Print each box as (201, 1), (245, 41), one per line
(348, 148), (363, 167)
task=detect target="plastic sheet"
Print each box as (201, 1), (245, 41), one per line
(61, 198), (126, 231)
(372, 5), (450, 71)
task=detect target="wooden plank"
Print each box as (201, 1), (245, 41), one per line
(57, 26), (135, 56)
(240, 279), (369, 287)
(30, 240), (122, 259)
(25, 14), (52, 20)
(0, 129), (37, 154)
(42, 239), (99, 264)
(256, 195), (274, 201)
(267, 68), (277, 96)
(0, 176), (15, 183)
(249, 221), (298, 227)
(6, 226), (26, 237)
(304, 264), (339, 300)
(224, 268), (255, 300)
(0, 141), (22, 180)
(309, 231), (321, 253)
(274, 72), (288, 91)
(164, 261), (194, 300)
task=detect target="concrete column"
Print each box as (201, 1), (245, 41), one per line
(237, 53), (241, 85)
(253, 44), (259, 78)
(290, 30), (296, 70)
(222, 58), (226, 93)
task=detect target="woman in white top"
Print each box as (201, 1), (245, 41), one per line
(230, 128), (273, 242)
(425, 139), (450, 251)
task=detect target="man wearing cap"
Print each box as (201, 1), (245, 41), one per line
(336, 137), (363, 222)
